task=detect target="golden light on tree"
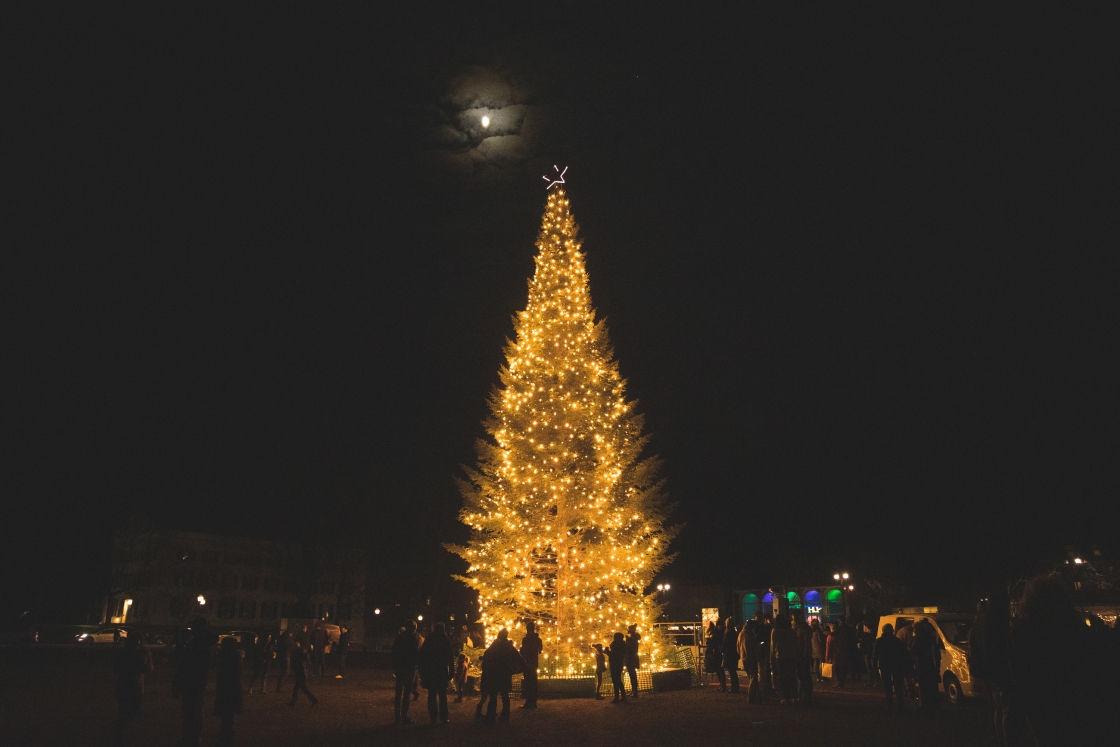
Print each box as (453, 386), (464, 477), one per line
(448, 187), (675, 673)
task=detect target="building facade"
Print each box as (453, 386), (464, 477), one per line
(735, 585), (849, 625)
(104, 529), (367, 643)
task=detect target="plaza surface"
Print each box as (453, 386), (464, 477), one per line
(1, 646), (990, 746)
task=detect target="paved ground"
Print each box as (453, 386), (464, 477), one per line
(1, 646), (992, 746)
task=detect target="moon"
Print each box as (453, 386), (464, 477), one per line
(481, 115), (490, 128)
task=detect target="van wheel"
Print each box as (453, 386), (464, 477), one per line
(943, 673), (963, 705)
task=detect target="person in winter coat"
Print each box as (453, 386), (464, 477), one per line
(826, 618), (854, 689)
(704, 622), (726, 691)
(607, 632), (629, 703)
(172, 619), (215, 747)
(214, 637), (244, 744)
(792, 610), (814, 703)
(810, 619), (827, 682)
(737, 620), (761, 702)
(770, 613), (797, 703)
(309, 626), (328, 677)
(722, 618), (740, 694)
(113, 632), (153, 746)
(273, 631), (292, 693)
(757, 614), (774, 694)
(482, 628), (524, 722)
(911, 620), (942, 713)
(873, 623), (909, 713)
(288, 640), (318, 707)
(417, 622), (455, 724)
(520, 621), (544, 708)
(247, 633), (273, 694)
(624, 624), (642, 698)
(391, 620), (421, 724)
(859, 623), (878, 686)
(335, 627), (350, 678)
(592, 643), (607, 699)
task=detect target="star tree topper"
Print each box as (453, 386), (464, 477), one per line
(543, 164), (568, 189)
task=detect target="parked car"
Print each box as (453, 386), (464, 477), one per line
(876, 610), (974, 705)
(0, 625), (39, 645)
(74, 626), (132, 644)
(216, 630), (259, 647)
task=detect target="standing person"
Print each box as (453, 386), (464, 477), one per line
(309, 626), (328, 677)
(737, 620), (761, 703)
(453, 654), (469, 703)
(391, 620), (421, 725)
(113, 631), (153, 746)
(859, 623), (878, 687)
(295, 624), (310, 651)
(411, 626), (425, 702)
(274, 631), (292, 693)
(172, 618), (215, 747)
(911, 620), (942, 713)
(214, 637), (244, 745)
(418, 622), (454, 725)
(811, 619), (827, 682)
(624, 624), (641, 699)
(757, 614), (774, 694)
(827, 618), (853, 689)
(482, 629), (524, 722)
(873, 623), (908, 713)
(592, 643), (607, 699)
(895, 621), (917, 697)
(519, 621), (543, 709)
(704, 622), (726, 691)
(335, 626), (350, 679)
(770, 613), (797, 703)
(792, 610), (814, 704)
(247, 634), (273, 694)
(607, 632), (628, 703)
(969, 595), (1022, 746)
(722, 618), (740, 694)
(288, 640), (318, 707)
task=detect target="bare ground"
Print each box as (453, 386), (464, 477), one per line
(0, 646), (991, 747)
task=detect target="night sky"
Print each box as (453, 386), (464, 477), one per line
(7, 5), (1118, 619)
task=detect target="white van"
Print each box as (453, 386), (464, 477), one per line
(876, 609), (975, 705)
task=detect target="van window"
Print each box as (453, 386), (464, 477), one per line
(895, 617), (914, 633)
(936, 619), (972, 646)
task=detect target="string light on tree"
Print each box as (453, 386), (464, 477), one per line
(448, 178), (676, 673)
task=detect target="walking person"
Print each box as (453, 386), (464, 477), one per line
(392, 620), (420, 725)
(722, 618), (740, 694)
(592, 643), (607, 699)
(335, 626), (350, 678)
(482, 628), (524, 722)
(172, 618), (215, 747)
(737, 620), (761, 703)
(607, 632), (628, 703)
(624, 624), (641, 698)
(113, 631), (153, 746)
(873, 623), (908, 713)
(520, 620), (543, 708)
(288, 640), (318, 707)
(418, 622), (454, 724)
(792, 610), (814, 704)
(214, 637), (244, 745)
(247, 633), (273, 694)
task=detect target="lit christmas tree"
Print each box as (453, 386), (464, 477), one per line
(449, 186), (675, 673)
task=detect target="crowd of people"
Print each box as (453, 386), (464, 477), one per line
(390, 619), (643, 725)
(107, 576), (1120, 746)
